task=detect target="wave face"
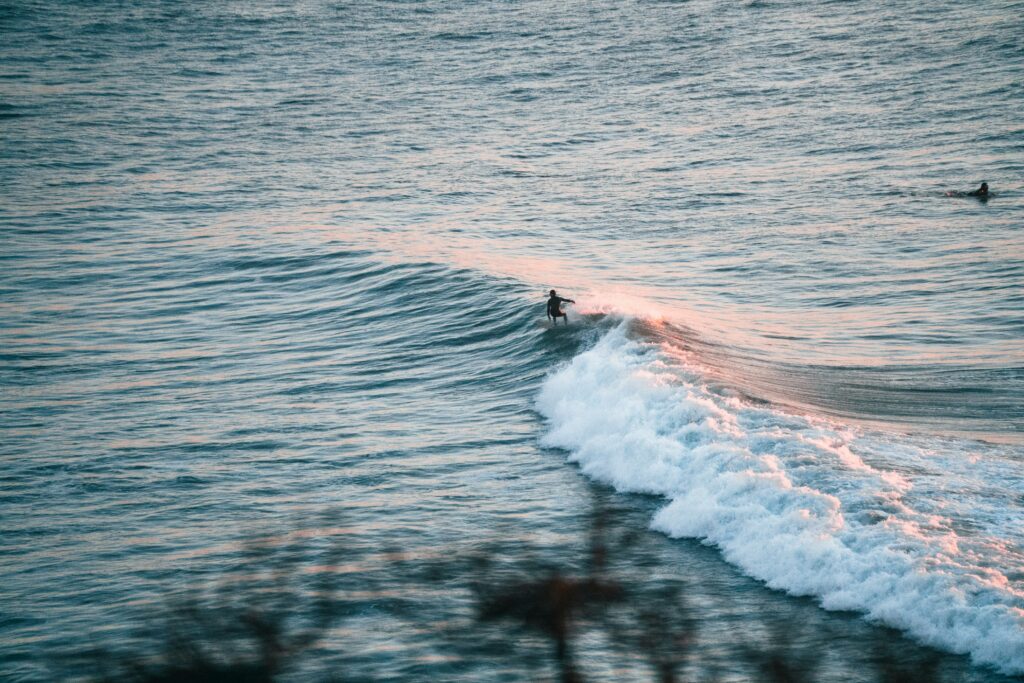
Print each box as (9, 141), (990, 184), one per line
(538, 321), (1024, 675)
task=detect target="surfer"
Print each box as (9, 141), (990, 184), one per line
(546, 290), (575, 325)
(967, 182), (989, 197)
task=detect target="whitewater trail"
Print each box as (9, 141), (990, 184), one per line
(537, 321), (1024, 675)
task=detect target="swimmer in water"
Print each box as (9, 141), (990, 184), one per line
(967, 182), (989, 197)
(546, 290), (575, 325)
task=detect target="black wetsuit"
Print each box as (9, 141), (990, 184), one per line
(547, 295), (573, 320)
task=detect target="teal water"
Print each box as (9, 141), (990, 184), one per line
(2, 1), (1023, 680)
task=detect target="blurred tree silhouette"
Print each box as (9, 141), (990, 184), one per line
(71, 498), (955, 683)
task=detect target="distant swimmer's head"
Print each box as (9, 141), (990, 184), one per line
(549, 289), (557, 297)
(966, 182), (989, 198)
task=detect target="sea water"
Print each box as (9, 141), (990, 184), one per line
(1, 0), (1022, 680)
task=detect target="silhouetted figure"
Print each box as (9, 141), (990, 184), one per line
(967, 182), (989, 197)
(547, 290), (575, 325)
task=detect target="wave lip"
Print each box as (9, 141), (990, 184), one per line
(537, 322), (1024, 675)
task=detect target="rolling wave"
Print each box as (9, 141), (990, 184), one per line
(538, 319), (1024, 674)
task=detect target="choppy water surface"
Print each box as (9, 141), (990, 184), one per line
(2, 0), (1022, 680)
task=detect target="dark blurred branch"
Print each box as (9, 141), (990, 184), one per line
(73, 500), (964, 683)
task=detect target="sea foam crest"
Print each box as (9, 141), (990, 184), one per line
(537, 322), (1024, 674)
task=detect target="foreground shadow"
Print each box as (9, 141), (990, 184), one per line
(71, 499), (975, 683)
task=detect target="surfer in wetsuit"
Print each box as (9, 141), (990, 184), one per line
(967, 182), (989, 197)
(546, 290), (575, 325)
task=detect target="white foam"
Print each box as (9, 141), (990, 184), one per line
(537, 322), (1024, 675)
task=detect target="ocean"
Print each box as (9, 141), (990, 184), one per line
(1, 0), (1022, 680)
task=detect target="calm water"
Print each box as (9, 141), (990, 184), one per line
(2, 0), (1023, 680)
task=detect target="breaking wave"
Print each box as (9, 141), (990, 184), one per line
(538, 320), (1024, 675)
